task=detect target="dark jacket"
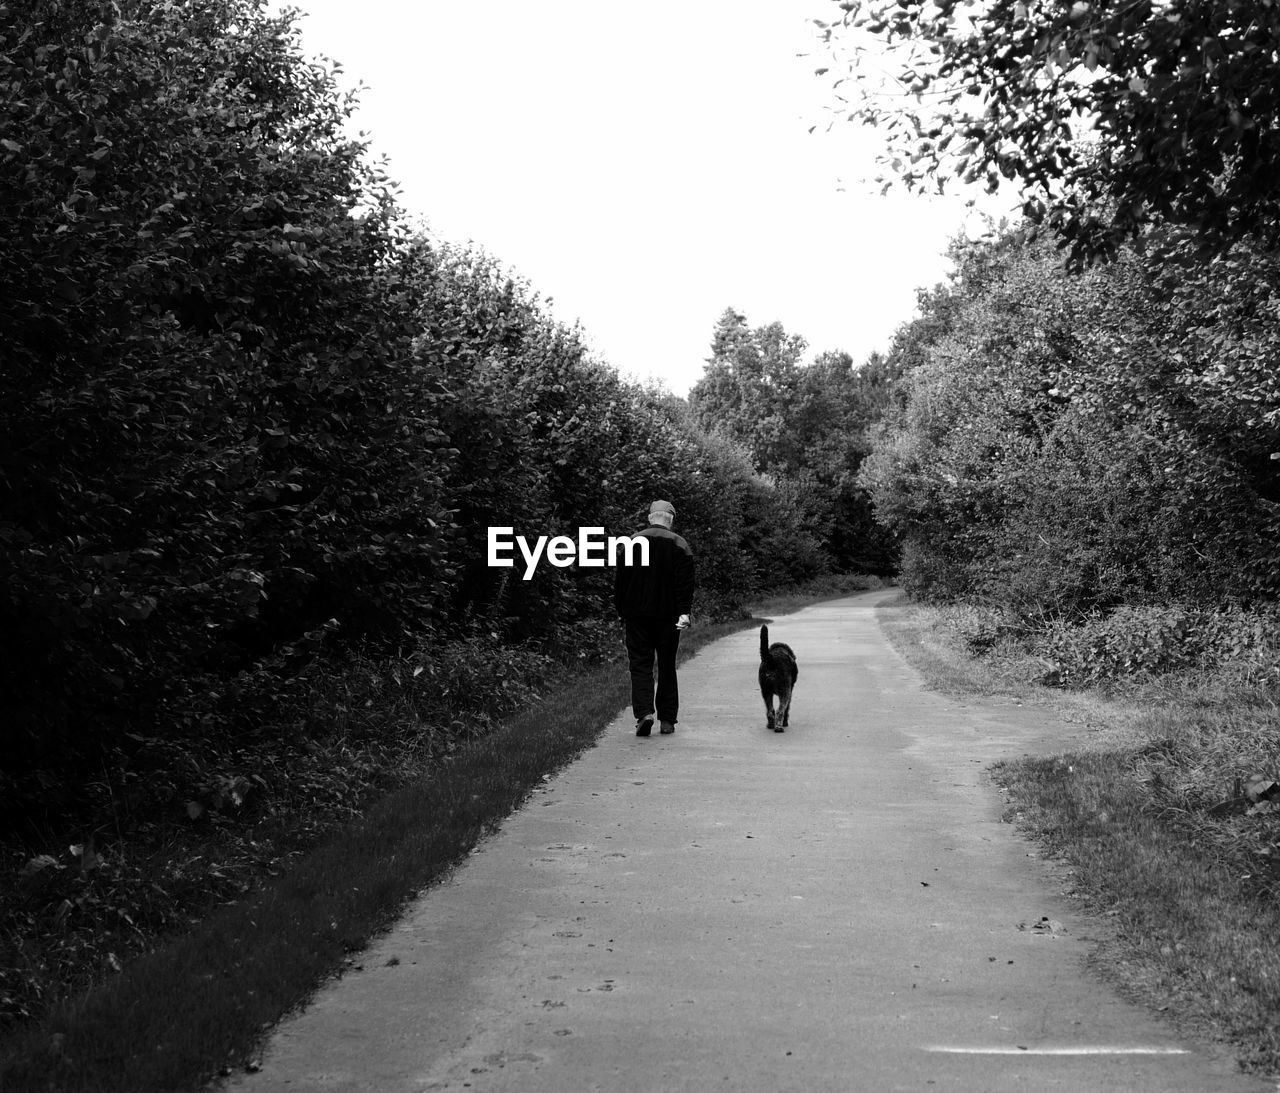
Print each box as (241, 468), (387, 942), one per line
(613, 525), (696, 619)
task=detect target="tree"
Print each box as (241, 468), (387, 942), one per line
(690, 311), (900, 573)
(0, 0), (456, 818)
(817, 0), (1280, 262)
(690, 309), (808, 469)
(859, 225), (1280, 612)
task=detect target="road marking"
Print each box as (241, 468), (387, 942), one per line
(925, 1046), (1190, 1056)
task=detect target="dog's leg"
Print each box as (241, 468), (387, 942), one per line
(773, 681), (790, 730)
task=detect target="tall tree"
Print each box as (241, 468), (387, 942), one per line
(690, 311), (899, 573)
(690, 309), (807, 470)
(860, 226), (1280, 611)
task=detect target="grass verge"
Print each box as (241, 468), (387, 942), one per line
(877, 595), (1280, 1076)
(3, 590), (860, 1093)
(995, 751), (1280, 1073)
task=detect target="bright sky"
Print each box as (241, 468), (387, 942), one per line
(281, 1), (1014, 395)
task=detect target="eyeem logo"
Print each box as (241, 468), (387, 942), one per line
(487, 527), (649, 580)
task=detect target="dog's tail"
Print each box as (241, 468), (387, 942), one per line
(760, 624), (769, 660)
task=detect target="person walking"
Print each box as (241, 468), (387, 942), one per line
(613, 500), (696, 736)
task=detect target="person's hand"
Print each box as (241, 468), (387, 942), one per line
(676, 614), (691, 631)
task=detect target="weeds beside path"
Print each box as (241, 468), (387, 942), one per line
(877, 594), (1280, 1078)
(0, 576), (880, 1093)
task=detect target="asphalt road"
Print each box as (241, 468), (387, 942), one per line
(227, 590), (1271, 1092)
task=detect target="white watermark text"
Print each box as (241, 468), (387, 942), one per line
(487, 527), (650, 580)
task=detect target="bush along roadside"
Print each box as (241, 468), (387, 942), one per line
(1, 623), (571, 1036)
(1035, 603), (1280, 690)
(879, 596), (1280, 1076)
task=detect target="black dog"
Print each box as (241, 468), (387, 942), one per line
(758, 624), (798, 732)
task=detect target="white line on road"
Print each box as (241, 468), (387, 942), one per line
(925, 1046), (1190, 1056)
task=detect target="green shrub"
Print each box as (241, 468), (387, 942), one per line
(0, 619), (577, 1032)
(1041, 604), (1280, 686)
(941, 604), (1024, 656)
(861, 228), (1280, 620)
(0, 0), (455, 828)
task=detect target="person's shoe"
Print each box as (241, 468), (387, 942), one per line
(659, 721), (676, 734)
(635, 715), (654, 737)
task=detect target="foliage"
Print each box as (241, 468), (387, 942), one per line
(688, 309), (900, 573)
(936, 603), (1027, 656)
(1041, 603), (1280, 687)
(691, 309), (810, 469)
(1, 618), (568, 1035)
(860, 226), (1280, 616)
(816, 0), (1280, 262)
(0, 0), (456, 828)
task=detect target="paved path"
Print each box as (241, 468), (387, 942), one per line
(229, 591), (1269, 1092)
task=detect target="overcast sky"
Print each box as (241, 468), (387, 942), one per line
(280, 1), (1014, 394)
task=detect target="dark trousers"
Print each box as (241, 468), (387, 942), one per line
(624, 615), (681, 723)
